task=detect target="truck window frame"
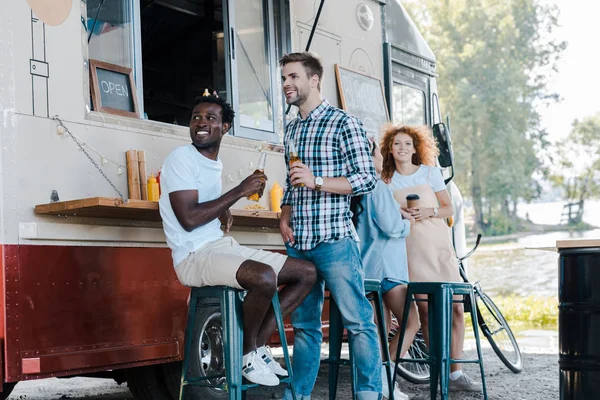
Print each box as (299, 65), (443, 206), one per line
(84, 0), (285, 144)
(390, 74), (428, 126)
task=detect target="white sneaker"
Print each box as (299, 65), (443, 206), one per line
(449, 373), (482, 392)
(393, 385), (410, 400)
(241, 350), (280, 386)
(257, 345), (289, 377)
(381, 365), (409, 400)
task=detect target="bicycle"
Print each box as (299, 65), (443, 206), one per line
(393, 233), (523, 384)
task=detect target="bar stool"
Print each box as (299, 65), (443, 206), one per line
(179, 286), (297, 400)
(325, 279), (395, 400)
(393, 282), (488, 400)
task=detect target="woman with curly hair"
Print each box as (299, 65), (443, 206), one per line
(380, 125), (482, 393)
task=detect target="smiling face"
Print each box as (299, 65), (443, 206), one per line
(391, 132), (416, 165)
(189, 102), (231, 152)
(281, 62), (318, 106)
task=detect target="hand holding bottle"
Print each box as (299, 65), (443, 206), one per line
(288, 141), (304, 187)
(246, 152), (268, 201)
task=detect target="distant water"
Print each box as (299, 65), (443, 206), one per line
(516, 199), (600, 227)
(468, 229), (600, 298)
(466, 200), (600, 298)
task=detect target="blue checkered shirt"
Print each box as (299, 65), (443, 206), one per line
(282, 100), (376, 250)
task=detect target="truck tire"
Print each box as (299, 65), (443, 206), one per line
(0, 382), (16, 400)
(126, 365), (172, 400)
(161, 361), (184, 400)
(162, 303), (228, 399)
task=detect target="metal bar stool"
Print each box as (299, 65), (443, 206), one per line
(179, 286), (297, 400)
(393, 282), (487, 400)
(324, 278), (395, 400)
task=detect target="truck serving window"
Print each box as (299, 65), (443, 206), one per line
(86, 0), (227, 125)
(86, 0), (283, 143)
(392, 83), (426, 126)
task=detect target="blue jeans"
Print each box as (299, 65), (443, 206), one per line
(282, 237), (382, 400)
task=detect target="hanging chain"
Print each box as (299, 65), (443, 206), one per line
(53, 116), (127, 202)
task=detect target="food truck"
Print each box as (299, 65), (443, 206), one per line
(0, 0), (463, 398)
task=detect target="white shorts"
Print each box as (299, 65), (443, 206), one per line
(174, 236), (287, 290)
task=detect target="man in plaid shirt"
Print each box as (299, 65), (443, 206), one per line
(279, 52), (382, 400)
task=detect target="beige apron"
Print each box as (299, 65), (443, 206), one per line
(392, 177), (460, 283)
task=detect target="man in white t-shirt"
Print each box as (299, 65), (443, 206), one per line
(159, 94), (317, 387)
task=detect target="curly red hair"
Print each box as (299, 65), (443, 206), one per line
(380, 124), (439, 183)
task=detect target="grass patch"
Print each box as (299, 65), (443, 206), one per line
(493, 295), (558, 329)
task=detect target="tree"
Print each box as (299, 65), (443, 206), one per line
(403, 0), (565, 234)
(550, 114), (600, 225)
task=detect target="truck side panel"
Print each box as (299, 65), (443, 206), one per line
(6, 245), (187, 382)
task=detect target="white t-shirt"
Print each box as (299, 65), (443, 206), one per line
(390, 165), (446, 192)
(159, 144), (224, 267)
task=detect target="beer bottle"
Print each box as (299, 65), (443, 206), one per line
(288, 141), (304, 187)
(247, 152), (267, 202)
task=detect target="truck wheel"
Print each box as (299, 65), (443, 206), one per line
(126, 365), (172, 400)
(163, 304), (228, 399)
(0, 382), (16, 400)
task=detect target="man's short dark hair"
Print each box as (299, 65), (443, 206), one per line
(192, 95), (235, 125)
(279, 52), (324, 91)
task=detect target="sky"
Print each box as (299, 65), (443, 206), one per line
(539, 0), (600, 143)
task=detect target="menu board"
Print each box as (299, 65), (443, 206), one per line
(335, 65), (389, 140)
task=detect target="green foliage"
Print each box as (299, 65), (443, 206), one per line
(484, 212), (518, 236)
(403, 0), (565, 233)
(549, 113), (600, 221)
(494, 295), (558, 328)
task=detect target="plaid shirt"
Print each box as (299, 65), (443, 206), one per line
(282, 100), (376, 250)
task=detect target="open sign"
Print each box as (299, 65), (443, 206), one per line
(89, 59), (139, 118)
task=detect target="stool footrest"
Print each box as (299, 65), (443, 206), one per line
(397, 357), (431, 365)
(184, 376), (291, 390)
(240, 378), (290, 390)
(278, 377), (294, 385)
(183, 378), (261, 391)
(451, 359), (484, 364)
(322, 358), (352, 367)
(183, 382), (227, 389)
(184, 375), (222, 384)
(241, 383), (264, 390)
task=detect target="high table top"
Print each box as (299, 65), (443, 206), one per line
(556, 239), (600, 249)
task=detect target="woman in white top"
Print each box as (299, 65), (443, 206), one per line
(380, 125), (482, 392)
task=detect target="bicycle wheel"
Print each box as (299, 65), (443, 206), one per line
(395, 329), (430, 384)
(475, 291), (523, 373)
(388, 320), (430, 384)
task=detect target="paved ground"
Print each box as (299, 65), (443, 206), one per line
(8, 330), (559, 400)
(247, 350), (558, 400)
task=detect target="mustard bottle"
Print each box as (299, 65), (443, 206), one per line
(147, 174), (160, 202)
(270, 181), (283, 213)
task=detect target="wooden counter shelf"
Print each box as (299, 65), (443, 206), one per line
(34, 197), (281, 228)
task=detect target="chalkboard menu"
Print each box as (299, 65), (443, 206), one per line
(89, 59), (139, 118)
(335, 65), (389, 141)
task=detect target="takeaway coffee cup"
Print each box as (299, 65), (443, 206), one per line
(406, 194), (420, 208)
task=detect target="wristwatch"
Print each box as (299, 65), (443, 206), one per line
(314, 176), (324, 191)
(432, 207), (439, 217)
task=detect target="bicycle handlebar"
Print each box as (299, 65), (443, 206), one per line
(458, 233), (482, 262)
(458, 234), (482, 282)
